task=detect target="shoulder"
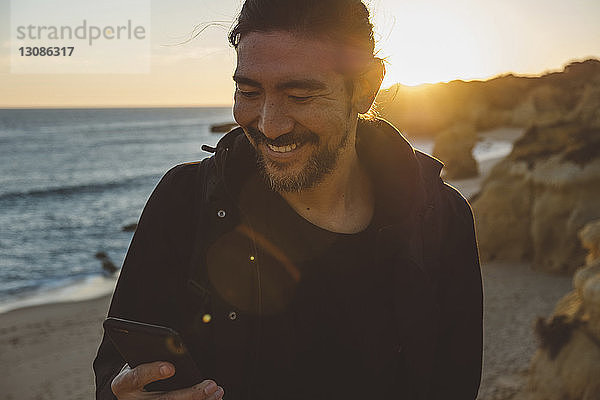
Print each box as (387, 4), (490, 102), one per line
(439, 182), (475, 226)
(413, 150), (474, 226)
(137, 159), (216, 230)
(149, 158), (216, 201)
(157, 159), (213, 188)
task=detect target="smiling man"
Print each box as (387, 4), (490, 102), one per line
(94, 1), (483, 399)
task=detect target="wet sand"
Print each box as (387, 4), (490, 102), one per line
(0, 296), (111, 400)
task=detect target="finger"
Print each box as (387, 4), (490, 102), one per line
(152, 380), (224, 400)
(111, 361), (175, 396)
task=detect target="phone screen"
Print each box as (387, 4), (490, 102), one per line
(103, 317), (204, 392)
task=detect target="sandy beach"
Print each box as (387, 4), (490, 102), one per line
(0, 295), (111, 400)
(0, 145), (574, 400)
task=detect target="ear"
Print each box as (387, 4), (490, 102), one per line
(353, 59), (385, 114)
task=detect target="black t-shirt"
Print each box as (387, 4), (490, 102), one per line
(238, 175), (402, 399)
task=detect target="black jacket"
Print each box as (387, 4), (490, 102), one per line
(94, 118), (482, 400)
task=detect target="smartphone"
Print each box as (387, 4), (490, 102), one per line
(103, 317), (204, 392)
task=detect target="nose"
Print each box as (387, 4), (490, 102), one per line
(258, 98), (294, 140)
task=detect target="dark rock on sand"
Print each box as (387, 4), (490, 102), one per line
(516, 219), (600, 400)
(210, 122), (238, 133)
(94, 251), (118, 275)
(432, 123), (479, 179)
(122, 223), (137, 232)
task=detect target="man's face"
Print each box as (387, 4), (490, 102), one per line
(232, 31), (357, 192)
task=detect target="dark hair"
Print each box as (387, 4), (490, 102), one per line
(229, 0), (376, 58)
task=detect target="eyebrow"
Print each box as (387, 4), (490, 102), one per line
(233, 75), (328, 92)
(233, 75), (262, 88)
(277, 79), (328, 91)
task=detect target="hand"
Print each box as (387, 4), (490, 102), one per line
(111, 361), (224, 400)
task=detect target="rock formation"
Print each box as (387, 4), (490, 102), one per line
(376, 59), (600, 184)
(377, 59), (600, 138)
(471, 75), (600, 273)
(432, 124), (478, 179)
(517, 219), (600, 400)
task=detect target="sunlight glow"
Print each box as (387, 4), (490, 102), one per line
(373, 2), (489, 86)
(1, 0), (599, 106)
(370, 0), (600, 88)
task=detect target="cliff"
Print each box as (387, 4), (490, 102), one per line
(376, 58), (600, 138)
(471, 76), (600, 273)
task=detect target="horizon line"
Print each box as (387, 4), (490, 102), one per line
(0, 104), (234, 110)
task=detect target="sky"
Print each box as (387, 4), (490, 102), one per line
(1, 0), (599, 108)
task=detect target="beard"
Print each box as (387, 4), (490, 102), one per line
(245, 126), (351, 192)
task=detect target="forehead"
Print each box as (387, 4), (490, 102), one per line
(235, 31), (343, 84)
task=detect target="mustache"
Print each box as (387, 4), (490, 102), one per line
(246, 127), (319, 147)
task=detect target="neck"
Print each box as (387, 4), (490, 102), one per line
(280, 128), (374, 234)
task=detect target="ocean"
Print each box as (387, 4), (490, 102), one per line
(0, 108), (515, 313)
(0, 107), (233, 313)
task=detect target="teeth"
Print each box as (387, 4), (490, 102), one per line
(267, 143), (298, 153)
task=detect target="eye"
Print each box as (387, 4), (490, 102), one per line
(289, 95), (314, 103)
(236, 87), (260, 99)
